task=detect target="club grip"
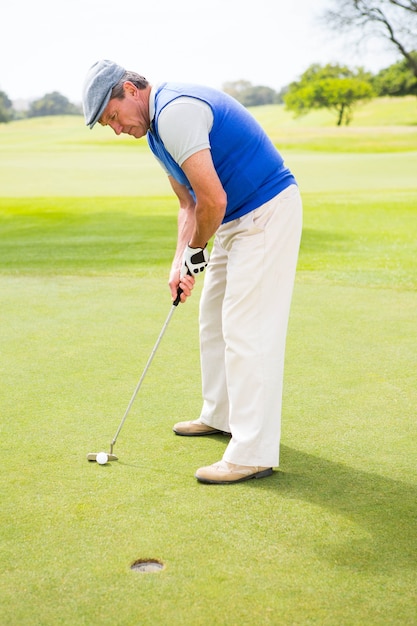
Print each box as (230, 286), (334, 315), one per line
(173, 288), (183, 307)
(173, 268), (192, 306)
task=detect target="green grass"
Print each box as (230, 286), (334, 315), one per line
(1, 97), (416, 196)
(0, 100), (416, 625)
(0, 197), (178, 274)
(252, 96), (417, 152)
(0, 192), (415, 290)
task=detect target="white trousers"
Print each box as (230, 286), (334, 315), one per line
(198, 184), (302, 467)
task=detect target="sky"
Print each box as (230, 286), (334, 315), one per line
(2, 0), (400, 104)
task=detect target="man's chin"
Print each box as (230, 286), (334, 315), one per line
(128, 127), (144, 139)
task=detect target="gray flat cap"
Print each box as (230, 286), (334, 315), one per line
(82, 59), (126, 128)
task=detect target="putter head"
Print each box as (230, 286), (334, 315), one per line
(86, 452), (118, 462)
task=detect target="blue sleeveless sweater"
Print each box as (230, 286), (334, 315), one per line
(147, 83), (296, 224)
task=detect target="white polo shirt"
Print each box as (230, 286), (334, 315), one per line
(149, 85), (214, 171)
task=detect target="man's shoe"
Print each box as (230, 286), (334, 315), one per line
(195, 460), (273, 484)
(173, 419), (229, 437)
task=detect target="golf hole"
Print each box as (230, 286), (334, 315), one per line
(130, 558), (164, 573)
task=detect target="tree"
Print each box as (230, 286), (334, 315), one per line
(373, 53), (417, 95)
(322, 0), (417, 79)
(0, 89), (14, 123)
(284, 64), (374, 125)
(222, 80), (279, 106)
(28, 91), (81, 117)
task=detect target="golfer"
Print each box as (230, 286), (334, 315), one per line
(82, 60), (302, 484)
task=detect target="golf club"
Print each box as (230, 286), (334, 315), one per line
(87, 289), (183, 463)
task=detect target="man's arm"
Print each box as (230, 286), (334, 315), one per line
(181, 148), (227, 248)
(168, 148), (227, 302)
(168, 176), (197, 303)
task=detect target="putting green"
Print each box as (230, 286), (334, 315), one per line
(1, 274), (415, 625)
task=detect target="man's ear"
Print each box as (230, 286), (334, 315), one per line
(123, 81), (138, 98)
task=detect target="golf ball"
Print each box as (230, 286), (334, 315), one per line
(96, 452), (108, 465)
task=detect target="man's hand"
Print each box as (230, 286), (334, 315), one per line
(180, 244), (209, 278)
(169, 268), (195, 304)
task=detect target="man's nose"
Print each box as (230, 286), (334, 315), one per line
(110, 121), (123, 135)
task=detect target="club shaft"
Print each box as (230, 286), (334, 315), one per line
(110, 302), (178, 452)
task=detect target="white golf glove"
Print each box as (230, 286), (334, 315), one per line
(180, 244), (209, 278)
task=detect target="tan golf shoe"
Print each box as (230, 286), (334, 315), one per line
(195, 460), (273, 484)
(173, 419), (230, 437)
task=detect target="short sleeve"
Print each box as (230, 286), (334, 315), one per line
(157, 97), (214, 166)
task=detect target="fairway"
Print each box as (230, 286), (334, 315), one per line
(1, 101), (416, 625)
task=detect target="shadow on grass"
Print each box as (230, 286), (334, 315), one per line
(249, 445), (417, 573)
(299, 227), (349, 253)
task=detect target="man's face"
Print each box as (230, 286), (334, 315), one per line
(99, 82), (149, 138)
